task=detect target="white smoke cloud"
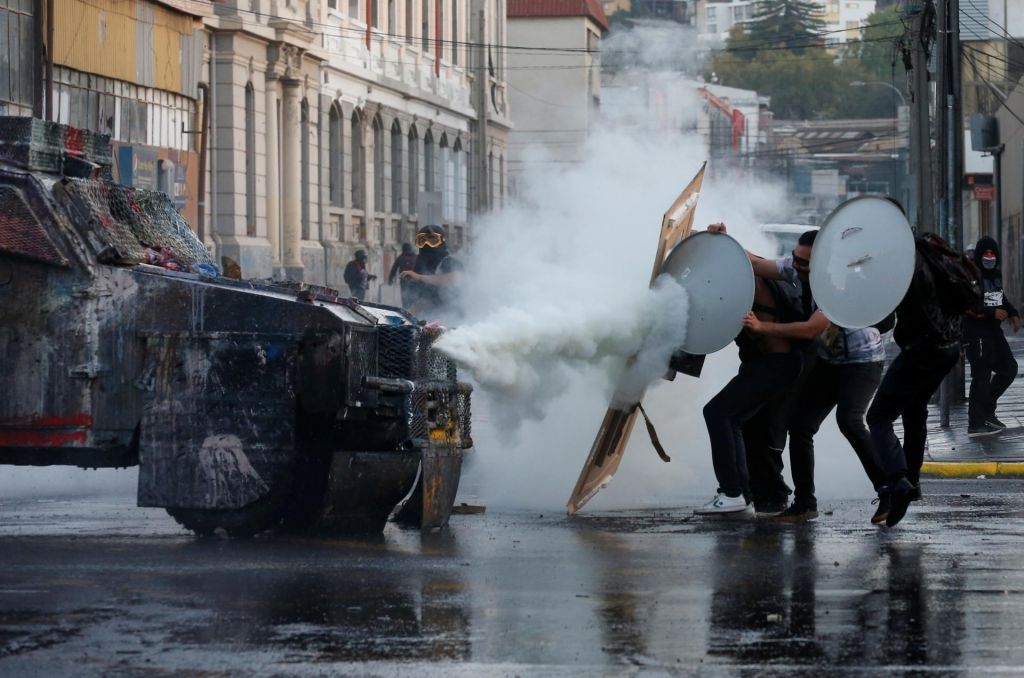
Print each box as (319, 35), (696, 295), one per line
(436, 275), (688, 425)
(452, 25), (877, 512)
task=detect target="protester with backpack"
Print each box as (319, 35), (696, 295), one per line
(964, 236), (1020, 437)
(866, 231), (980, 527)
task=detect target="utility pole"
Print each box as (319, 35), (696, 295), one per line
(930, 0), (966, 424)
(908, 3), (935, 234)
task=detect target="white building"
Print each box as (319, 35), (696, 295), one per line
(204, 0), (512, 297)
(505, 0), (609, 192)
(693, 0), (875, 45)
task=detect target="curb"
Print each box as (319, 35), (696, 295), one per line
(921, 461), (1024, 478)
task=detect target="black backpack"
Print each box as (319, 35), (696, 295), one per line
(915, 233), (982, 315)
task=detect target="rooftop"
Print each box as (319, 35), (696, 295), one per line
(508, 0), (611, 32)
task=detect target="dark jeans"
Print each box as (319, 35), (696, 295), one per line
(348, 285), (366, 300)
(964, 331), (1018, 426)
(704, 352), (804, 497)
(866, 345), (960, 486)
(788, 361), (886, 508)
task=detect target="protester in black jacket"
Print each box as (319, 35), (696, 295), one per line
(964, 236), (1020, 436)
(866, 236), (963, 527)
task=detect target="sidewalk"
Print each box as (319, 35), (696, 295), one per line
(918, 333), (1024, 477)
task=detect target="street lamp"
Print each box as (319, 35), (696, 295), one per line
(849, 81), (909, 207)
(849, 80), (907, 106)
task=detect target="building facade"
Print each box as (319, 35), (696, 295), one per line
(205, 0), (512, 298)
(6, 0), (511, 302)
(505, 0), (609, 193)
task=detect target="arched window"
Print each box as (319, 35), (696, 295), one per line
(300, 98), (310, 239)
(373, 116), (385, 210)
(328, 103), (344, 208)
(391, 121), (403, 213)
(408, 126), (419, 213)
(499, 153), (505, 207)
(405, 0), (413, 44)
(245, 82), (256, 235)
(421, 0), (429, 51)
(451, 0), (458, 65)
(440, 134), (452, 222)
(488, 150), (495, 210)
(351, 111), (364, 209)
(454, 139), (466, 223)
(423, 130), (434, 193)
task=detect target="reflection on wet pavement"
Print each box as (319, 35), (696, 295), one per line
(1, 480), (1024, 675)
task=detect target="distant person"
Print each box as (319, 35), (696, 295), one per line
(343, 249), (375, 300)
(964, 236), (1020, 437)
(388, 242), (418, 306)
(400, 225), (462, 317)
(867, 231), (976, 527)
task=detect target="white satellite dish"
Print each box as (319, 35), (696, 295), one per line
(661, 231), (754, 355)
(810, 196), (915, 329)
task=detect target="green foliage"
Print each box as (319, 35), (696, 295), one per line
(745, 0), (827, 54)
(706, 6), (908, 120)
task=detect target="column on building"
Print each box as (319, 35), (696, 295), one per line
(281, 77), (304, 277)
(266, 75), (281, 271)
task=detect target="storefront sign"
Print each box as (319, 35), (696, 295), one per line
(117, 145), (158, 190)
(974, 185), (995, 201)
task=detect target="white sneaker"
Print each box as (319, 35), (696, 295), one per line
(694, 493), (754, 516)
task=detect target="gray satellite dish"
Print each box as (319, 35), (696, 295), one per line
(810, 196), (915, 329)
(661, 231), (754, 355)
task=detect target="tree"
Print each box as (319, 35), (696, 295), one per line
(705, 5), (909, 120)
(744, 0), (827, 54)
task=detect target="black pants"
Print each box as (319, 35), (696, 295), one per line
(787, 361), (886, 508)
(348, 285), (366, 300)
(964, 331), (1018, 426)
(866, 346), (959, 486)
(704, 352), (804, 497)
(744, 398), (793, 507)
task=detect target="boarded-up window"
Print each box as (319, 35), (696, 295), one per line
(0, 0), (37, 115)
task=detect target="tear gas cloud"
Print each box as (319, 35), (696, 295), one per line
(451, 26), (878, 511)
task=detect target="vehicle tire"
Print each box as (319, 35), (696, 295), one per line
(165, 465), (296, 538)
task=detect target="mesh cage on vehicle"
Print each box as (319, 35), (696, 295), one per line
(57, 179), (215, 269)
(378, 327), (472, 449)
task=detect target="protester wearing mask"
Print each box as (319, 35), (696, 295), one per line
(400, 225), (462, 317)
(742, 230), (890, 524)
(964, 236), (1020, 437)
(388, 242), (418, 306)
(695, 226), (822, 518)
(343, 249), (375, 300)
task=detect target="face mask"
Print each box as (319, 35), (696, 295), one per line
(982, 252), (997, 270)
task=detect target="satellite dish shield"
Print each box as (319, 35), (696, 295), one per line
(661, 231), (755, 355)
(810, 196), (916, 329)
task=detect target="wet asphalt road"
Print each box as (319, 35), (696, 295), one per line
(2, 480), (1024, 677)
